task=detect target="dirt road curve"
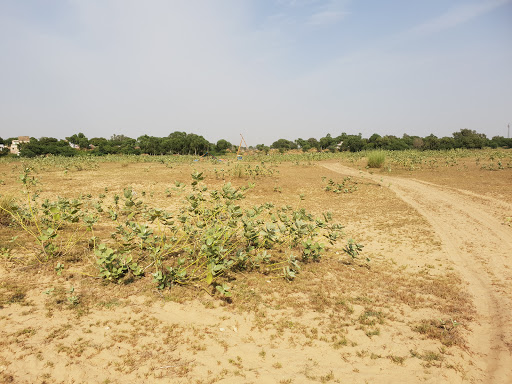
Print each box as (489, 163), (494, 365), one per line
(322, 163), (512, 383)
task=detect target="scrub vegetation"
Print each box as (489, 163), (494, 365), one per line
(0, 148), (510, 383)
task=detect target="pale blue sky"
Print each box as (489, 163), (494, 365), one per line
(0, 0), (511, 145)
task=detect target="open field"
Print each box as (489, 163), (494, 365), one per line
(0, 149), (511, 383)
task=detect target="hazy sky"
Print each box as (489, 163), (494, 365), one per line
(1, 0), (511, 146)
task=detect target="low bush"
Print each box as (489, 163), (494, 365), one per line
(367, 151), (386, 168)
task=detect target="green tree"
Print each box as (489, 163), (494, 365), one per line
(423, 134), (440, 150)
(453, 129), (488, 149)
(319, 134), (335, 150)
(271, 139), (297, 150)
(19, 137), (77, 157)
(295, 138), (308, 151)
(66, 132), (89, 149)
(439, 137), (456, 150)
(137, 135), (164, 155)
(186, 134), (211, 156)
(215, 139), (232, 154)
(256, 144), (270, 154)
(491, 136), (512, 148)
(0, 138), (9, 157)
(336, 134), (365, 152)
(166, 132), (187, 154)
(307, 138), (320, 151)
(5, 137), (17, 146)
(110, 134), (132, 143)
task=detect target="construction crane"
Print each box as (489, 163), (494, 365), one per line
(236, 134), (248, 160)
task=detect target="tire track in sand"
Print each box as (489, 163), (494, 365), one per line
(322, 163), (512, 383)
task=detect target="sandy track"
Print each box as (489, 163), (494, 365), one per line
(322, 163), (512, 383)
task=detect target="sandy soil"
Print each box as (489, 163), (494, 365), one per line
(323, 162), (512, 383)
(0, 158), (511, 383)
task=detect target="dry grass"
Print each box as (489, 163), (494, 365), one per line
(0, 194), (17, 226)
(0, 154), (503, 383)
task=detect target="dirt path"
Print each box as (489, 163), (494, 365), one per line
(322, 163), (512, 383)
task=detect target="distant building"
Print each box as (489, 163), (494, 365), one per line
(10, 136), (30, 155)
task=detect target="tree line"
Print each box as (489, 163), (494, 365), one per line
(0, 129), (510, 158)
(266, 129), (511, 153)
(0, 132), (230, 158)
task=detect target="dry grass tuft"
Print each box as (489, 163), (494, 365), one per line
(413, 319), (465, 347)
(0, 195), (17, 226)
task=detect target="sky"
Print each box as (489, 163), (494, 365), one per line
(0, 0), (511, 146)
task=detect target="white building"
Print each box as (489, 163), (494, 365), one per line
(9, 136), (30, 155)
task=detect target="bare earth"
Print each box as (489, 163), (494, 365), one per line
(322, 163), (512, 384)
(1, 157), (511, 383)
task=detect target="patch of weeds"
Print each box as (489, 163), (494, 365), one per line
(309, 290), (331, 312)
(55, 262), (64, 275)
(365, 328), (380, 338)
(334, 297), (354, 315)
(367, 151), (386, 168)
(215, 283), (232, 300)
(320, 370), (334, 383)
(56, 339), (91, 358)
(44, 286), (89, 317)
(46, 324), (72, 341)
(97, 299), (122, 309)
(358, 309), (385, 326)
(331, 335), (348, 349)
(350, 295), (373, 305)
(3, 169), (353, 301)
(413, 318), (464, 347)
(67, 286), (80, 306)
(14, 327), (37, 341)
(388, 355), (406, 365)
(322, 176), (358, 194)
(0, 195), (17, 226)
(6, 290), (27, 304)
(0, 281), (28, 306)
(410, 349), (444, 367)
(228, 356), (243, 369)
(343, 239), (366, 262)
(96, 244), (143, 281)
(0, 247), (13, 261)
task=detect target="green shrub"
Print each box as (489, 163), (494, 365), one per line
(367, 151), (386, 168)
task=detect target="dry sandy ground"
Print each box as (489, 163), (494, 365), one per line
(0, 157), (511, 383)
(323, 163), (512, 384)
